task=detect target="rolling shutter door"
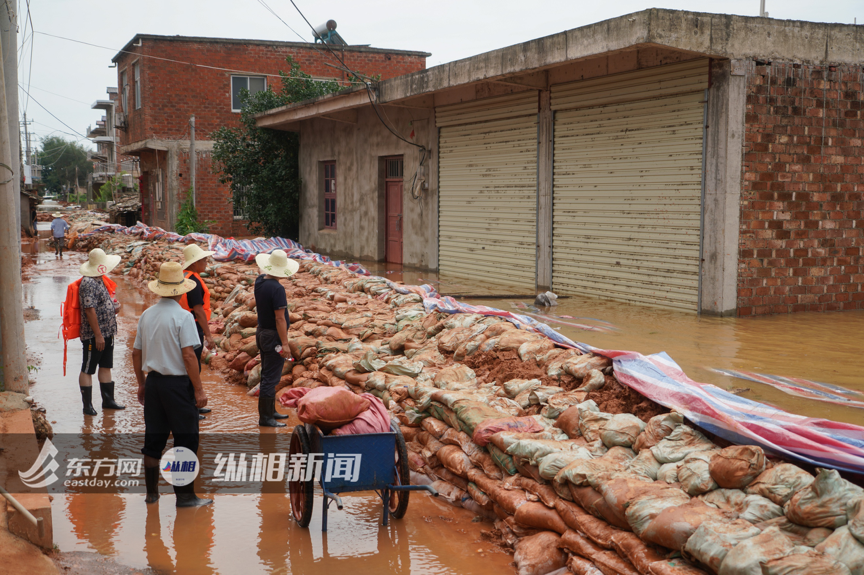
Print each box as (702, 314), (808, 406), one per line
(551, 60), (708, 311)
(437, 92), (538, 289)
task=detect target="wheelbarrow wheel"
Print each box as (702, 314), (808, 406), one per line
(389, 423), (411, 519)
(289, 425), (314, 528)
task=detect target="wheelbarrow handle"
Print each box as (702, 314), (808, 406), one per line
(387, 484), (438, 497)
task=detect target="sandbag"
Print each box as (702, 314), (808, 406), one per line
(466, 482), (493, 509)
(507, 438), (590, 466)
(682, 519), (762, 574)
(576, 369), (606, 392)
(570, 485), (633, 531)
(542, 391), (587, 419)
(502, 378), (543, 398)
(633, 412), (684, 454)
(815, 525), (864, 575)
(473, 417), (545, 447)
(554, 499), (590, 530)
(678, 452), (719, 496)
(754, 517), (834, 548)
(785, 468), (864, 529)
(562, 354), (612, 379)
(453, 400), (507, 435)
(421, 417), (449, 438)
(599, 477), (676, 529)
(568, 556), (605, 575)
(488, 443), (518, 476)
(628, 449), (663, 481)
(579, 402), (613, 442)
(572, 513), (623, 549)
(624, 488), (697, 538)
(656, 462), (680, 484)
(708, 445), (765, 489)
(760, 549), (853, 575)
(513, 531), (567, 575)
(514, 502), (568, 534)
(850, 498), (864, 546)
(529, 386), (565, 406)
(434, 466), (470, 491)
(642, 499), (735, 551)
(745, 463), (814, 506)
(717, 527), (796, 575)
(610, 531), (668, 575)
(516, 475), (559, 508)
(601, 414), (647, 448)
(436, 445), (474, 478)
(554, 405), (582, 439)
(489, 430), (559, 453)
(434, 363), (476, 389)
(470, 450), (505, 480)
(648, 559), (709, 575)
(650, 425), (716, 464)
(699, 489), (783, 524)
(286, 387), (370, 432)
(561, 530), (641, 575)
(538, 449), (594, 481)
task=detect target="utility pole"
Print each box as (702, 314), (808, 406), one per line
(759, 0), (769, 17)
(23, 111), (29, 169)
(189, 115), (195, 205)
(0, 34), (28, 393)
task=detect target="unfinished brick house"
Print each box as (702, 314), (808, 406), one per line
(112, 34), (429, 237)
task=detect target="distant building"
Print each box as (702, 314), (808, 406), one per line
(257, 9), (864, 317)
(110, 33), (429, 237)
(86, 87), (139, 203)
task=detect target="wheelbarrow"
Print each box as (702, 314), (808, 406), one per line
(288, 422), (438, 531)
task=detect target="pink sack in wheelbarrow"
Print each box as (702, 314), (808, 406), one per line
(331, 393), (391, 436)
(279, 387), (371, 432)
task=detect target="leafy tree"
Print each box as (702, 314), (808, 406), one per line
(96, 174), (124, 202)
(212, 57), (344, 239)
(37, 135), (92, 196)
(175, 186), (215, 235)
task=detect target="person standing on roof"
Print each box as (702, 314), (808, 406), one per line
(179, 244), (216, 421)
(253, 249), (298, 427)
(50, 212), (70, 257)
(133, 261), (211, 507)
(79, 248), (125, 415)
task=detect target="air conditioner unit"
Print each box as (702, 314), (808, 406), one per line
(115, 112), (128, 130)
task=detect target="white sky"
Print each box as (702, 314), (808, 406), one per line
(16, 0), (863, 151)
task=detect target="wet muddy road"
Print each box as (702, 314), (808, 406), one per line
(21, 242), (864, 574)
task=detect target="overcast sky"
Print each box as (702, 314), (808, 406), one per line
(16, 0), (862, 151)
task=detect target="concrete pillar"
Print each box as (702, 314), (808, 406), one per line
(427, 110), (439, 271)
(701, 59), (746, 316)
(536, 90), (553, 290)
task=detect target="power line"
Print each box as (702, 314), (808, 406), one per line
(22, 0), (32, 113)
(18, 83), (84, 137)
(25, 84), (91, 105)
(34, 30), (363, 84)
(286, 0), (367, 81)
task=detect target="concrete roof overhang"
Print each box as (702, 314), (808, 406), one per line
(256, 8), (862, 132)
(92, 100), (114, 111)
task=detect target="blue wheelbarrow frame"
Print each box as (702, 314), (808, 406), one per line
(289, 422), (438, 531)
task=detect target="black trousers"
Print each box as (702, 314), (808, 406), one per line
(141, 372), (200, 460)
(256, 328), (284, 399)
(193, 325), (204, 372)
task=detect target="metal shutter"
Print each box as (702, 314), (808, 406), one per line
(437, 92), (538, 289)
(551, 60), (708, 311)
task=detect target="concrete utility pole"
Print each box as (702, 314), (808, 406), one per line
(1, 2), (19, 236)
(23, 111), (29, 168)
(189, 115), (196, 205)
(759, 0), (769, 17)
(0, 35), (28, 393)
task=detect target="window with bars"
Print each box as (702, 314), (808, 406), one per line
(233, 185), (250, 220)
(120, 70), (128, 111)
(386, 158), (403, 179)
(323, 161), (336, 229)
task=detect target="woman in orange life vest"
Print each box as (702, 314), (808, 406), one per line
(179, 244), (217, 419)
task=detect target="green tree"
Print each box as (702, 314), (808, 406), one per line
(37, 135), (92, 196)
(212, 57), (344, 239)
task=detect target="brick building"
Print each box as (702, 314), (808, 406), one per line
(257, 10), (863, 316)
(111, 34), (429, 237)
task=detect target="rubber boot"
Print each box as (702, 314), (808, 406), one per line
(100, 381), (126, 410)
(80, 386), (97, 416)
(273, 400), (289, 420)
(174, 482), (213, 508)
(144, 466), (160, 504)
(198, 407), (211, 414)
(258, 397), (285, 428)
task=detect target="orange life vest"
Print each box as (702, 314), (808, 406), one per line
(179, 270), (211, 322)
(61, 275), (117, 376)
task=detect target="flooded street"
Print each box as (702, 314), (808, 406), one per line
(20, 241), (864, 574)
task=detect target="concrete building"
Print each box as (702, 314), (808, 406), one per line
(86, 87), (139, 202)
(257, 9), (864, 316)
(111, 33), (429, 237)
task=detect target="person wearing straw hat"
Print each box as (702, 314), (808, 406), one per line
(50, 212), (70, 257)
(133, 261), (212, 507)
(79, 248), (125, 415)
(253, 249), (299, 427)
(179, 244), (216, 419)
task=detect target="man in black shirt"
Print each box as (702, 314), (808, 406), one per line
(180, 244), (217, 420)
(253, 249), (299, 427)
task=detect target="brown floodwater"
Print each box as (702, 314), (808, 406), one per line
(20, 242), (864, 574)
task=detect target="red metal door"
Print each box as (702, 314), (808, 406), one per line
(386, 179), (403, 264)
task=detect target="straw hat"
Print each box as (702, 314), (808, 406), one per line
(148, 262), (196, 297)
(182, 243), (215, 269)
(51, 212), (64, 218)
(255, 249), (299, 278)
(79, 248), (122, 277)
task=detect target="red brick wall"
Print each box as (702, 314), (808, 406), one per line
(738, 62), (864, 316)
(115, 37), (427, 144)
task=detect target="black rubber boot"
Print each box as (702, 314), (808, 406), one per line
(144, 466), (160, 504)
(258, 397), (285, 427)
(80, 386), (97, 416)
(100, 381), (126, 410)
(174, 482), (213, 508)
(198, 407), (211, 414)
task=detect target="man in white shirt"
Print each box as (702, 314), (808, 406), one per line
(133, 262), (212, 508)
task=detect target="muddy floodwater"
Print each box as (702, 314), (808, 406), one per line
(20, 239), (864, 574)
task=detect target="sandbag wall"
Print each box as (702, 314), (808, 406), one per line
(87, 233), (864, 575)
